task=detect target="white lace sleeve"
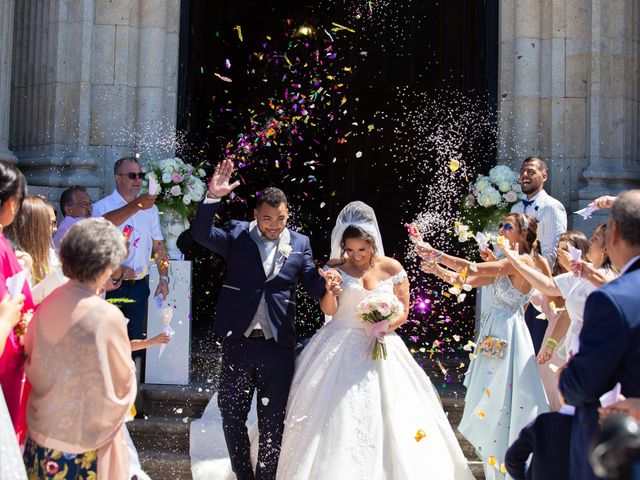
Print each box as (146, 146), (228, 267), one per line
(390, 270), (408, 285)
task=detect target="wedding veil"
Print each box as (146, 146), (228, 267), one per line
(329, 201), (385, 259)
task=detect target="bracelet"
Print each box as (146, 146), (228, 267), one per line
(434, 251), (444, 264)
(546, 338), (558, 350)
(159, 275), (169, 284)
(206, 191), (219, 199)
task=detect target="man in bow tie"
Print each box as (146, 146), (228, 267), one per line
(511, 156), (567, 353)
(192, 159), (341, 480)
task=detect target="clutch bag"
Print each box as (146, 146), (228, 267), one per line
(478, 335), (509, 359)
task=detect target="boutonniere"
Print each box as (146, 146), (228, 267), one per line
(279, 244), (292, 258)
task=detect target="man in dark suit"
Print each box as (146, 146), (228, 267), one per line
(505, 407), (574, 479)
(559, 189), (640, 480)
(192, 159), (339, 480)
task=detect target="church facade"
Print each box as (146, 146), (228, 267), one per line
(0, 0), (637, 228)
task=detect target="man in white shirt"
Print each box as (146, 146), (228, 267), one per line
(53, 186), (93, 252)
(511, 156), (567, 354)
(93, 156), (169, 379)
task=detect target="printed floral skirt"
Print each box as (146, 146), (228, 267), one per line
(23, 438), (97, 480)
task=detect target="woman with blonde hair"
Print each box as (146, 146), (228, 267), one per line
(5, 195), (60, 285)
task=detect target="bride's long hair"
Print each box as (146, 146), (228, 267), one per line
(339, 225), (379, 266)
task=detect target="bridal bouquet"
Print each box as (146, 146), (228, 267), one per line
(143, 157), (208, 219)
(458, 165), (522, 236)
(356, 294), (404, 360)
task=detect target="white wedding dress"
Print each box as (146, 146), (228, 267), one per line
(276, 269), (474, 479)
(190, 269), (474, 479)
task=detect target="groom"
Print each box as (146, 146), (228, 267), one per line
(192, 159), (340, 480)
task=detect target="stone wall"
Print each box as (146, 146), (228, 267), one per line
(498, 0), (640, 228)
(8, 0), (180, 202)
(0, 1), (638, 227)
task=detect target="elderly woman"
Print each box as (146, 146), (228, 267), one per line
(23, 218), (136, 479)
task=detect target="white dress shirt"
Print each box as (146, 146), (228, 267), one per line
(243, 221), (279, 339)
(620, 255), (640, 275)
(93, 189), (163, 278)
(511, 189), (567, 267)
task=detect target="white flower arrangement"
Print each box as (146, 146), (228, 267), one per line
(458, 164), (523, 240)
(143, 157), (207, 219)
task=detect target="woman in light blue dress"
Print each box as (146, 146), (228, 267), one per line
(418, 213), (549, 480)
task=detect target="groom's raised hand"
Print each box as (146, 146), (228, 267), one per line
(208, 159), (241, 198)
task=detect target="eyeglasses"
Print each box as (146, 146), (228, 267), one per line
(498, 222), (513, 232)
(117, 172), (146, 180)
(68, 201), (92, 209)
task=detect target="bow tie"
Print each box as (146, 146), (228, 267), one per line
(260, 234), (278, 243)
(522, 198), (535, 208)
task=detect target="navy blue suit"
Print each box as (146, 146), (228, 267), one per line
(559, 258), (640, 480)
(505, 411), (573, 480)
(192, 201), (325, 480)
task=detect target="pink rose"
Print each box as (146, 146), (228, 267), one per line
(377, 302), (391, 316)
(171, 172), (184, 183)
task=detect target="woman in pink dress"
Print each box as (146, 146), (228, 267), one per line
(0, 160), (35, 445)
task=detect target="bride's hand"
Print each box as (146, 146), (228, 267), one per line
(208, 159), (241, 198)
(319, 268), (342, 296)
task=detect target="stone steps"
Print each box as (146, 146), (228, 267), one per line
(137, 450), (192, 480)
(130, 382), (484, 480)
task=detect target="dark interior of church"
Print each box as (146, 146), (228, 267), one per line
(176, 0), (499, 367)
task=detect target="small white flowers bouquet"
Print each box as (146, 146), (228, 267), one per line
(144, 157), (207, 219)
(459, 164), (522, 237)
(356, 294), (405, 360)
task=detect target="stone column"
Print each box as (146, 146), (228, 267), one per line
(10, 0), (102, 196)
(90, 0), (180, 193)
(498, 0), (639, 229)
(0, 0), (17, 162)
(497, 0), (589, 212)
(9, 0), (180, 197)
(576, 0), (640, 228)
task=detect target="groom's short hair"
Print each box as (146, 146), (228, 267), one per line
(256, 187), (288, 209)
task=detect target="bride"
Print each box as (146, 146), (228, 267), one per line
(191, 202), (474, 479)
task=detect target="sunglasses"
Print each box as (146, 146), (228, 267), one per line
(498, 222), (514, 232)
(117, 172), (146, 180)
(69, 201), (92, 209)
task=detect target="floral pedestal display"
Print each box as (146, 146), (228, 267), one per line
(160, 210), (190, 260)
(142, 156), (207, 260)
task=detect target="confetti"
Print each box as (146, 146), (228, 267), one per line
(414, 429), (426, 442)
(233, 25), (243, 42)
(449, 158), (460, 172)
(477, 409), (486, 419)
(214, 72), (233, 83)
